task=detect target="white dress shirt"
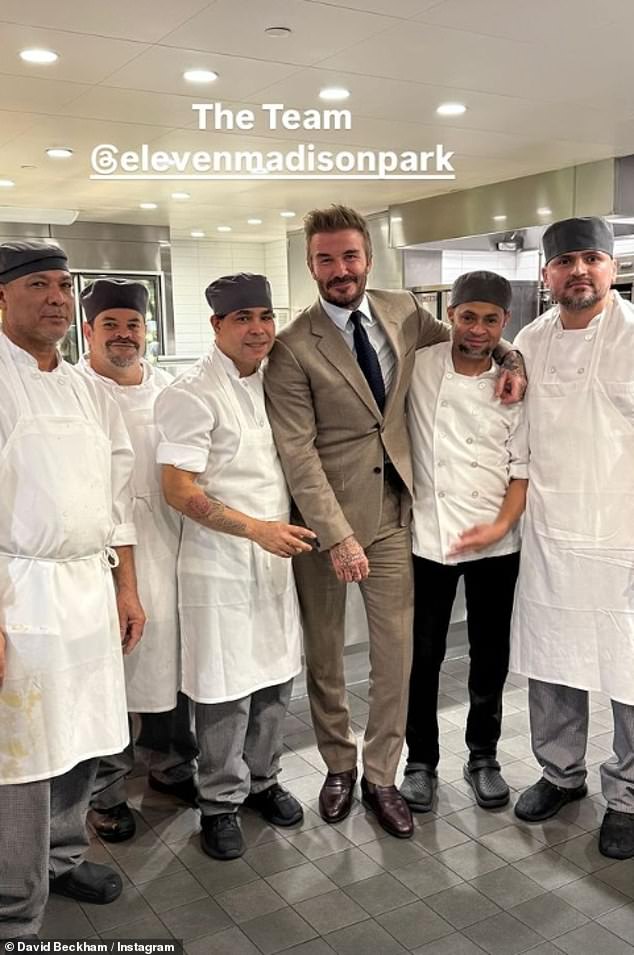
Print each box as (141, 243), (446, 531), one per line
(408, 341), (528, 565)
(320, 293), (396, 394)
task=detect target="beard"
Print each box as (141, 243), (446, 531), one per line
(319, 274), (367, 309)
(556, 282), (603, 312)
(107, 343), (139, 367)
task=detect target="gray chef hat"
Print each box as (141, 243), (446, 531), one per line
(0, 240), (69, 283)
(80, 278), (149, 323)
(450, 270), (512, 311)
(542, 216), (614, 264)
(205, 272), (272, 314)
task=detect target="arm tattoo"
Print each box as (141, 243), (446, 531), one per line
(184, 492), (248, 536)
(501, 350), (523, 374)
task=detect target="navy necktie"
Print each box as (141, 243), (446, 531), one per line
(350, 310), (385, 413)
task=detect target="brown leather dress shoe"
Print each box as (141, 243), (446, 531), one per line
(361, 776), (413, 838)
(319, 768), (357, 823)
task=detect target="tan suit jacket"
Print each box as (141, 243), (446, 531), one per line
(264, 289), (449, 551)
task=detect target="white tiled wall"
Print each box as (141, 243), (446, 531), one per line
(170, 237), (289, 356)
(441, 249), (540, 284)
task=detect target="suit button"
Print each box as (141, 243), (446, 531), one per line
(373, 466), (381, 473)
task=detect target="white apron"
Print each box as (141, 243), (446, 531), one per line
(0, 354), (129, 784)
(178, 350), (302, 703)
(511, 294), (634, 704)
(78, 360), (181, 712)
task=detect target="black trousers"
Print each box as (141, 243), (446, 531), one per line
(405, 551), (520, 769)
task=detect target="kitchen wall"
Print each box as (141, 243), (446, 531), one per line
(170, 236), (288, 356)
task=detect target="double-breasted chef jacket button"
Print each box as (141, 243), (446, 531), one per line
(470, 461), (478, 468)
(466, 437), (474, 445)
(478, 382), (486, 390)
(577, 367), (585, 375)
(472, 490), (479, 498)
(446, 372), (454, 380)
(441, 400), (449, 407)
(438, 491), (446, 498)
(373, 466), (381, 473)
(549, 366), (556, 374)
(584, 334), (593, 341)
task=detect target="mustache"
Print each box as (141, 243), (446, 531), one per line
(108, 339), (139, 345)
(327, 277), (358, 288)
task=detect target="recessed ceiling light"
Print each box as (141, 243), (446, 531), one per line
(537, 206), (552, 216)
(280, 210), (296, 218)
(20, 48), (58, 64)
(265, 26), (292, 37)
(171, 191), (190, 200)
(247, 218), (263, 225)
(46, 147), (73, 159)
(217, 225), (232, 232)
(183, 69), (218, 84)
(191, 230), (205, 238)
(493, 214), (507, 222)
(319, 87), (350, 101)
(139, 202), (158, 210)
(0, 179), (15, 188)
(391, 216), (402, 223)
(436, 102), (467, 116)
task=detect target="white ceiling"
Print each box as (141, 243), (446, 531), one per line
(1, 0), (633, 242)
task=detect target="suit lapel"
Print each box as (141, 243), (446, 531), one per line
(366, 291), (403, 419)
(308, 301), (381, 420)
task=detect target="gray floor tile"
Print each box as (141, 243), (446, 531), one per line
(425, 883), (501, 929)
(98, 914), (174, 939)
(266, 861), (337, 904)
(159, 896), (233, 941)
(287, 826), (354, 860)
(556, 797), (606, 832)
(554, 831), (614, 874)
(477, 826), (547, 863)
(412, 933), (489, 955)
(362, 837), (428, 871)
(244, 838), (308, 876)
(435, 843), (506, 880)
(554, 920), (634, 955)
(148, 808), (201, 845)
(315, 846), (385, 886)
(597, 902), (634, 946)
(113, 843), (185, 885)
(215, 879), (287, 923)
(184, 926), (260, 955)
(595, 859), (634, 900)
(411, 818), (472, 854)
(555, 873), (631, 917)
(513, 816), (586, 848)
(189, 856), (260, 895)
(434, 784), (477, 817)
(334, 810), (386, 845)
(513, 849), (587, 890)
(469, 866), (544, 909)
(462, 911), (543, 955)
(280, 941), (336, 955)
(392, 857), (463, 898)
(442, 806), (517, 840)
(344, 872), (418, 915)
(377, 900), (454, 949)
(240, 812), (289, 848)
(295, 888), (369, 934)
(509, 891), (588, 939)
(241, 906), (318, 954)
(137, 869), (209, 913)
(326, 918), (409, 954)
(81, 884), (155, 932)
(40, 896), (95, 939)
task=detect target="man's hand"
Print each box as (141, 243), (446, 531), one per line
(330, 535), (370, 583)
(251, 521), (317, 558)
(495, 349), (527, 405)
(448, 521), (509, 557)
(116, 589), (146, 655)
(0, 627), (6, 688)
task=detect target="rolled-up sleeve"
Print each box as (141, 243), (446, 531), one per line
(155, 386), (215, 473)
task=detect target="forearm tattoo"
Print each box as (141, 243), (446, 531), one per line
(501, 349), (524, 374)
(184, 492), (248, 536)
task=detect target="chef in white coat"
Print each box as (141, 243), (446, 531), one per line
(401, 271), (528, 815)
(77, 278), (197, 844)
(0, 241), (145, 941)
(512, 217), (634, 860)
(155, 272), (316, 861)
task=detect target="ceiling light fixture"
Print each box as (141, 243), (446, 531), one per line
(265, 26), (292, 37)
(0, 206), (78, 224)
(46, 147), (73, 159)
(20, 48), (58, 64)
(493, 214), (507, 222)
(537, 206), (552, 216)
(319, 87), (350, 101)
(436, 102), (466, 116)
(171, 191), (190, 200)
(247, 218), (263, 225)
(217, 225), (232, 232)
(191, 230), (205, 238)
(183, 69), (218, 83)
(0, 179), (16, 188)
(139, 202), (157, 210)
(280, 210), (296, 218)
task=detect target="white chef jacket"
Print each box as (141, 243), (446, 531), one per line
(0, 332), (136, 783)
(407, 341), (528, 565)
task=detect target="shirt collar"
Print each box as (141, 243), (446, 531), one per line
(319, 293), (373, 333)
(1, 329), (63, 371)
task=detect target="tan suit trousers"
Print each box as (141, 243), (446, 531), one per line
(292, 478), (414, 786)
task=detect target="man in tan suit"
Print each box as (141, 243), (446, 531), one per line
(264, 205), (524, 838)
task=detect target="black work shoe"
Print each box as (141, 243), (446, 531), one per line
(200, 813), (245, 860)
(463, 762), (510, 809)
(148, 773), (197, 806)
(244, 783), (304, 826)
(514, 777), (587, 822)
(399, 768), (437, 813)
(599, 809), (634, 860)
(50, 862), (122, 904)
(88, 802), (136, 843)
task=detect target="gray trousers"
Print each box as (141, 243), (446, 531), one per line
(0, 758), (97, 938)
(91, 692), (197, 811)
(195, 680), (293, 816)
(529, 679), (634, 812)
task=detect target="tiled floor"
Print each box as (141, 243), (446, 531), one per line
(40, 646), (634, 954)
